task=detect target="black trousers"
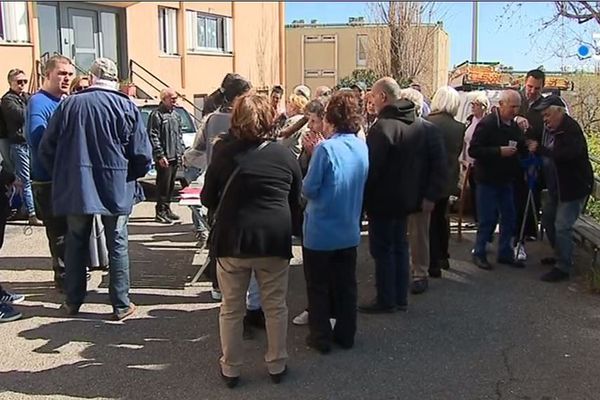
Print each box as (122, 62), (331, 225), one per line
(156, 160), (178, 212)
(429, 196), (450, 272)
(303, 246), (357, 348)
(32, 182), (67, 278)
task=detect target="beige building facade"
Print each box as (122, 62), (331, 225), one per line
(0, 1), (285, 115)
(286, 19), (449, 97)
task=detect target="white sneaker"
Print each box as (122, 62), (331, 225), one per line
(211, 288), (222, 302)
(292, 310), (309, 325)
(515, 244), (527, 261)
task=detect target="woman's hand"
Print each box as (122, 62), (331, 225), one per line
(302, 131), (325, 155)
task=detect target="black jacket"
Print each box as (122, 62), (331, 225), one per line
(518, 92), (545, 143)
(426, 112), (465, 197)
(469, 109), (527, 185)
(538, 114), (593, 202)
(147, 103), (185, 162)
(364, 100), (447, 218)
(201, 138), (303, 259)
(1, 90), (29, 144)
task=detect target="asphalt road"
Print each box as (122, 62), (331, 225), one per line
(1, 202), (599, 400)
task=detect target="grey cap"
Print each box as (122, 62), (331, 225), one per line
(89, 57), (118, 81)
(293, 84), (311, 100)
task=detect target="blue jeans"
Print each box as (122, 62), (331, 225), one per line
(473, 183), (516, 261)
(65, 214), (131, 313)
(10, 143), (35, 215)
(542, 195), (586, 274)
(368, 217), (410, 308)
(246, 272), (262, 311)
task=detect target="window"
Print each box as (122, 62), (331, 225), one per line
(0, 2), (29, 43)
(356, 34), (368, 67)
(186, 10), (232, 53)
(304, 69), (321, 78)
(37, 3), (59, 54)
(304, 35), (320, 42)
(158, 7), (178, 55)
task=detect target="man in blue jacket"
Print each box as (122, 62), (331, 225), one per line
(39, 58), (152, 321)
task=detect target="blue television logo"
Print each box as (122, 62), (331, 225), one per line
(578, 33), (600, 60)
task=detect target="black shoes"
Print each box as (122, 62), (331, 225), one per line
(410, 279), (429, 295)
(165, 208), (180, 221)
(60, 302), (80, 316)
(428, 269), (442, 278)
(220, 370), (240, 389)
(306, 335), (331, 354)
(497, 257), (525, 269)
(472, 255), (493, 270)
(155, 211), (172, 224)
(358, 301), (397, 314)
(439, 258), (451, 270)
(269, 366), (288, 384)
(243, 308), (265, 340)
(541, 268), (569, 282)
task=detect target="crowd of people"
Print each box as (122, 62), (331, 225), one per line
(0, 57), (594, 389)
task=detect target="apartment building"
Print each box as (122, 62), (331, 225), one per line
(285, 17), (449, 97)
(0, 1), (285, 115)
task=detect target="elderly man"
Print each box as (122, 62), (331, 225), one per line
(469, 89), (527, 270)
(528, 96), (594, 282)
(148, 88), (185, 224)
(40, 58), (152, 320)
(360, 77), (436, 313)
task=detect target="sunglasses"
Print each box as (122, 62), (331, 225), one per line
(15, 79), (28, 85)
(74, 86), (88, 92)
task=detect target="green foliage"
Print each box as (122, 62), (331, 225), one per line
(585, 132), (600, 221)
(337, 69), (381, 90)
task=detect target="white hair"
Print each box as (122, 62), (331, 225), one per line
(431, 86), (460, 117)
(547, 105), (566, 114)
(471, 91), (490, 110)
(499, 89), (521, 104)
(399, 88), (424, 117)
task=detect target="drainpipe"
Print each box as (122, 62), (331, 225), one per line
(278, 1), (285, 85)
(231, 2), (237, 72)
(28, 2), (40, 89)
(179, 1), (187, 93)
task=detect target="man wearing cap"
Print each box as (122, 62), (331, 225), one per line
(147, 88), (185, 224)
(39, 58), (152, 320)
(527, 96), (593, 282)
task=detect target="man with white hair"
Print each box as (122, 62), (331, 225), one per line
(147, 87), (185, 224)
(400, 88), (447, 294)
(528, 96), (593, 282)
(469, 89), (527, 270)
(39, 58), (152, 320)
(360, 77), (444, 312)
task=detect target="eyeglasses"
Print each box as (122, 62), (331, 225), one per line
(74, 86), (88, 92)
(16, 79), (28, 85)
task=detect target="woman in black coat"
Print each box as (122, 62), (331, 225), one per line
(201, 94), (302, 388)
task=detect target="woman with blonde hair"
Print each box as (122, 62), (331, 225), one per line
(69, 76), (89, 93)
(201, 94), (303, 388)
(426, 86), (466, 277)
(279, 93), (309, 157)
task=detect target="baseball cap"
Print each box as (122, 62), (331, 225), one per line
(89, 58), (118, 82)
(351, 81), (367, 93)
(532, 95), (566, 111)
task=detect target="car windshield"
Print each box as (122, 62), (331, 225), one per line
(138, 106), (196, 134)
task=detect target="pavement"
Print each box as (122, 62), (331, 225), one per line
(1, 201), (600, 400)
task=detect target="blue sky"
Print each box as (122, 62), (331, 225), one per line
(285, 2), (597, 72)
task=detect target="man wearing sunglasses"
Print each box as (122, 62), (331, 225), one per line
(0, 69), (42, 226)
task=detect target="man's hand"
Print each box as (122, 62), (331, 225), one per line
(157, 157), (169, 169)
(302, 132), (325, 155)
(515, 116), (530, 132)
(422, 199), (435, 213)
(500, 146), (517, 157)
(527, 140), (539, 153)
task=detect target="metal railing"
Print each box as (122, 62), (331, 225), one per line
(128, 59), (204, 125)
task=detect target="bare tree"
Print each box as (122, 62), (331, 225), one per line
(368, 2), (444, 91)
(563, 73), (600, 132)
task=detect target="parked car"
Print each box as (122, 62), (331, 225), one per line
(134, 99), (199, 194)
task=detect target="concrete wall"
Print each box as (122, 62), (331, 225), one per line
(285, 23), (449, 98)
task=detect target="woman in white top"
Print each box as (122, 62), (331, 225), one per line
(460, 92), (490, 225)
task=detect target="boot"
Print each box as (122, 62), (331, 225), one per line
(155, 205), (172, 224)
(244, 308), (266, 329)
(166, 206), (180, 221)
